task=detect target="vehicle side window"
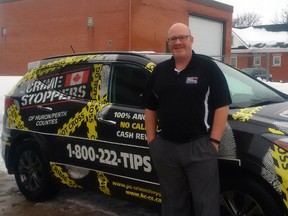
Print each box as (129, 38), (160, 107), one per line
(36, 63), (109, 100)
(58, 64), (93, 99)
(110, 63), (150, 107)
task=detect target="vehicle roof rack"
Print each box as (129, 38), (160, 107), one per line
(42, 51), (152, 61)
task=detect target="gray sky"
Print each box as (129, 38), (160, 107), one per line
(216, 0), (288, 24)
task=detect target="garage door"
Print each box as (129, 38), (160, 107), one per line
(189, 16), (224, 60)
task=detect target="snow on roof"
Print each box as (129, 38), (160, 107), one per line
(233, 27), (288, 49)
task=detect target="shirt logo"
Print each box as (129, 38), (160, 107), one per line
(186, 77), (198, 84)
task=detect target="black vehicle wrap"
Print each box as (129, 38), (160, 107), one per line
(1, 52), (288, 212)
(2, 53), (161, 204)
(226, 105), (288, 208)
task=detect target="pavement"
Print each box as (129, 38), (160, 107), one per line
(0, 172), (160, 216)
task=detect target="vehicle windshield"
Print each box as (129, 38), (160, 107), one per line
(214, 61), (286, 109)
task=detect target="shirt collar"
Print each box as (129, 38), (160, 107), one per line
(170, 50), (195, 72)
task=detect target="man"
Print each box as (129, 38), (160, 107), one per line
(144, 23), (231, 216)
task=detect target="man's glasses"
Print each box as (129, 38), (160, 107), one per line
(167, 35), (190, 43)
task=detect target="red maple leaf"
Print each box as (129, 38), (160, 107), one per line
(72, 74), (81, 82)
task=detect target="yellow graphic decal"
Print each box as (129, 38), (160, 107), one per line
(50, 163), (81, 188)
(21, 55), (103, 84)
(90, 64), (102, 100)
(85, 101), (98, 139)
(57, 63), (108, 139)
(57, 110), (85, 135)
(1, 136), (11, 147)
(145, 62), (156, 73)
(268, 128), (285, 135)
(57, 99), (108, 139)
(7, 104), (28, 130)
(232, 106), (263, 122)
(85, 64), (107, 139)
(112, 181), (161, 203)
(268, 128), (288, 151)
(97, 171), (110, 195)
(271, 145), (288, 208)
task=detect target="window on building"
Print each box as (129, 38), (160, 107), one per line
(253, 56), (261, 66)
(272, 55), (281, 67)
(230, 56), (237, 68)
(2, 27), (7, 36)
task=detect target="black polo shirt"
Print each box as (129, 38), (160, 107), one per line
(144, 51), (232, 143)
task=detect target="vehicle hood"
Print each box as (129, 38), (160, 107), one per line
(230, 101), (288, 135)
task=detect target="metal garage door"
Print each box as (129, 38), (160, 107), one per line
(189, 16), (224, 60)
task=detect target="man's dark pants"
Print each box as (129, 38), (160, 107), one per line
(149, 135), (220, 216)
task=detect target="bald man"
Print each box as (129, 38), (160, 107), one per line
(144, 23), (231, 216)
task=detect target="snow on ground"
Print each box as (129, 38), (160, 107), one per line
(0, 76), (288, 172)
(265, 81), (288, 94)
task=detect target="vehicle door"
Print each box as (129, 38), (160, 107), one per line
(94, 62), (159, 182)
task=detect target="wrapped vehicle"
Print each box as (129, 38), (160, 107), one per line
(1, 52), (288, 215)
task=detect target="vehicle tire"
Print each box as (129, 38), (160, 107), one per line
(220, 177), (285, 216)
(14, 140), (59, 202)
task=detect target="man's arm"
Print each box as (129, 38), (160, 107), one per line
(210, 105), (229, 151)
(144, 108), (157, 143)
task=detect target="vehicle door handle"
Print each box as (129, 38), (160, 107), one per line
(96, 117), (116, 125)
(37, 106), (53, 112)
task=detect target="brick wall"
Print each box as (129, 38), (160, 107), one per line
(0, 0), (232, 75)
(234, 52), (288, 82)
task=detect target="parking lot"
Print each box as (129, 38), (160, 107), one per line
(0, 172), (160, 216)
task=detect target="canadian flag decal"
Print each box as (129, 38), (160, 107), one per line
(64, 70), (89, 87)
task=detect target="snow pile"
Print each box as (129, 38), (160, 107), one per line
(233, 27), (288, 48)
(265, 81), (288, 94)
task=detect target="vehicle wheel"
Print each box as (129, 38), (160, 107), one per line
(14, 140), (59, 201)
(220, 177), (284, 216)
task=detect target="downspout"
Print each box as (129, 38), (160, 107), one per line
(266, 52), (270, 71)
(128, 0), (132, 51)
